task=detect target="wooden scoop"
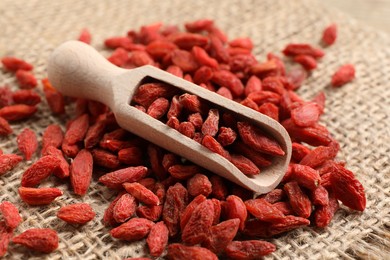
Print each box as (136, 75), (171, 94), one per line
(48, 41), (291, 195)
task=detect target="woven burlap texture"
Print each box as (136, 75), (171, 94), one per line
(0, 0), (389, 259)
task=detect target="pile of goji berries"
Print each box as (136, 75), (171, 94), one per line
(0, 20), (365, 259)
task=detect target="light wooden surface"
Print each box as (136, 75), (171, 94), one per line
(48, 41), (292, 194)
(323, 0), (390, 34)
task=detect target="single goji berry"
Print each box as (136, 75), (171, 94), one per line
(163, 183), (188, 237)
(18, 187), (63, 206)
(15, 70), (37, 89)
(225, 240), (276, 259)
(0, 117), (12, 136)
(146, 221), (169, 257)
(0, 201), (22, 230)
(12, 228), (58, 253)
(17, 128), (38, 160)
(181, 200), (214, 245)
(202, 218), (240, 254)
(0, 154), (23, 176)
(70, 149), (93, 195)
(329, 164), (366, 211)
(21, 155), (61, 187)
(136, 205), (163, 222)
(0, 104), (37, 121)
(110, 217), (154, 241)
(12, 89), (41, 106)
(57, 203), (95, 224)
(224, 195), (247, 231)
(167, 243), (218, 260)
(322, 23), (337, 46)
(283, 181), (312, 218)
(123, 182), (160, 206)
(331, 64), (355, 87)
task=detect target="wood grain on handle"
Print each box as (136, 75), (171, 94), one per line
(48, 40), (127, 107)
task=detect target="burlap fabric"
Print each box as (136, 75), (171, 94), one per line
(0, 0), (389, 259)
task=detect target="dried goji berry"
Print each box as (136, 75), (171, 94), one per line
(0, 221), (13, 257)
(288, 164), (321, 190)
(91, 148), (120, 169)
(146, 221), (169, 257)
(313, 192), (339, 227)
(16, 128), (38, 160)
(291, 142), (311, 162)
(57, 203), (95, 224)
(110, 217), (154, 241)
(0, 153), (22, 176)
(178, 121), (195, 138)
(123, 182), (160, 206)
(167, 243), (218, 260)
(18, 187), (63, 206)
(163, 183), (188, 237)
(0, 117), (12, 136)
(192, 46), (218, 69)
(224, 195), (247, 231)
(171, 32), (209, 50)
(147, 144), (168, 180)
(282, 43), (325, 59)
(171, 49), (199, 72)
(237, 121), (284, 156)
(103, 192), (126, 227)
(168, 164), (202, 180)
(291, 102), (321, 127)
(230, 154), (260, 176)
(84, 114), (107, 149)
(179, 194), (207, 230)
(15, 70), (37, 89)
(42, 146), (69, 179)
(186, 174), (212, 197)
(21, 155), (61, 187)
(42, 78), (65, 114)
(181, 200), (214, 245)
(70, 149), (93, 195)
(201, 109), (219, 137)
(322, 23), (337, 46)
(211, 70), (244, 97)
(185, 19), (214, 33)
(232, 141), (272, 168)
(311, 185), (329, 206)
(329, 164), (366, 211)
(107, 47), (129, 66)
(225, 240), (276, 259)
(136, 205), (163, 222)
(202, 134), (231, 160)
(0, 104), (37, 121)
(331, 64), (355, 87)
(0, 86), (13, 108)
(12, 228), (58, 253)
(293, 54), (317, 71)
(273, 202), (294, 215)
(12, 89), (41, 106)
(78, 28), (92, 44)
(283, 181), (312, 218)
(245, 198), (285, 223)
(268, 215), (310, 236)
(202, 218), (240, 254)
(118, 147), (144, 165)
(0, 201), (22, 230)
(1, 57), (33, 72)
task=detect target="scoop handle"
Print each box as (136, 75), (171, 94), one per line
(48, 40), (126, 105)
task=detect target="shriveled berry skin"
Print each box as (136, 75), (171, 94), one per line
(12, 228), (59, 253)
(57, 203), (96, 224)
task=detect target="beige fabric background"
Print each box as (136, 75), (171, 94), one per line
(0, 0), (389, 259)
